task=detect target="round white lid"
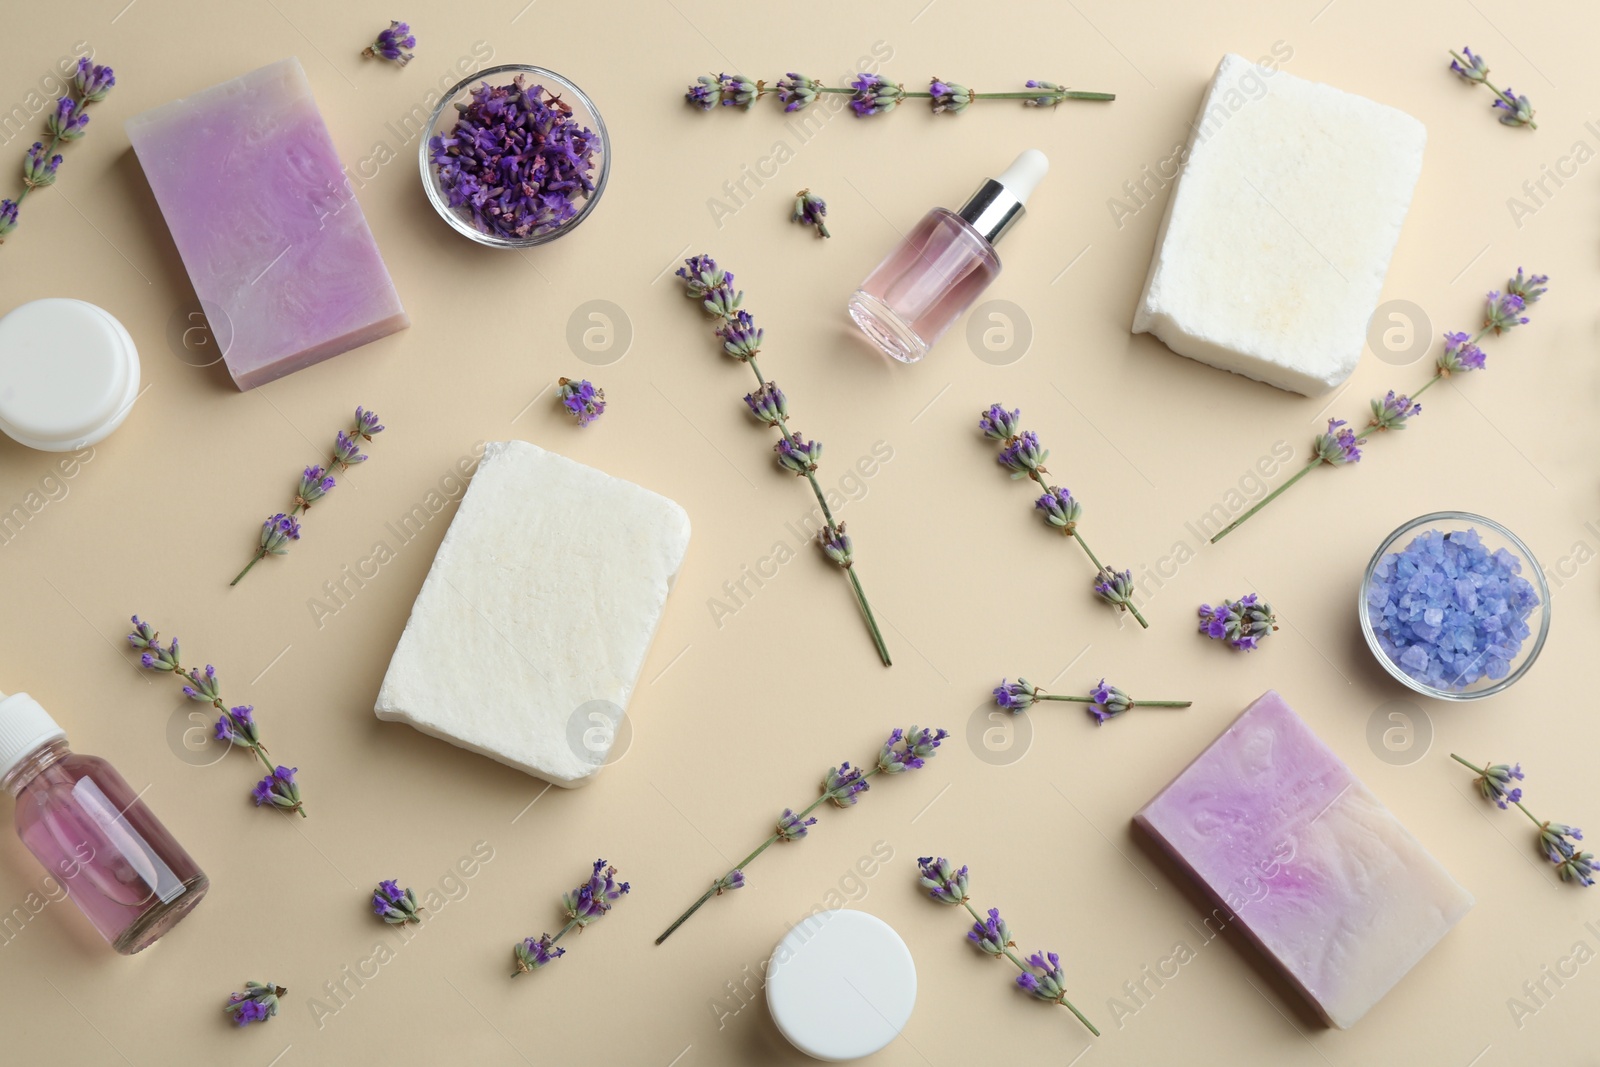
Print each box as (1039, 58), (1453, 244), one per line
(0, 692), (67, 783)
(0, 297), (140, 451)
(765, 909), (917, 1061)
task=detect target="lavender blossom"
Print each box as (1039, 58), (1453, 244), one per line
(295, 466), (336, 509)
(929, 78), (973, 113)
(1368, 390), (1422, 432)
(1437, 330), (1487, 375)
(1087, 679), (1132, 725)
(777, 808), (817, 840)
(182, 664), (222, 702)
(512, 936), (564, 974)
(1197, 594), (1277, 651)
(997, 430), (1048, 478)
(224, 982), (284, 1027)
(563, 859), (630, 926)
(1093, 568), (1137, 613)
(1494, 88), (1535, 127)
(72, 58), (115, 102)
(775, 73), (820, 111)
(252, 765), (302, 815)
(967, 907), (1011, 955)
(22, 142), (62, 189)
(4, 61), (114, 248)
(821, 762), (869, 806)
(685, 75), (720, 111)
(1558, 850), (1597, 888)
(214, 706), (260, 748)
(744, 382), (787, 425)
(1506, 267), (1548, 304)
(994, 678), (1038, 712)
(1312, 418), (1361, 465)
(1451, 755), (1591, 890)
(1485, 290), (1529, 333)
(819, 523), (853, 567)
(258, 513), (301, 555)
(775, 435), (821, 475)
(0, 199), (16, 241)
(715, 871), (746, 894)
(916, 856), (968, 904)
(557, 377), (606, 427)
(1035, 486), (1081, 532)
(998, 676), (1191, 722)
(1471, 759), (1525, 809)
(44, 97), (89, 142)
(716, 309), (763, 360)
(333, 430), (367, 467)
(1537, 822), (1583, 865)
(849, 73), (904, 116)
(978, 403), (1021, 441)
(719, 73), (760, 110)
(676, 254), (729, 299)
(792, 188), (829, 238)
(690, 72), (1112, 116)
(1449, 47), (1489, 83)
(372, 879), (422, 925)
(1024, 79), (1065, 106)
(877, 726), (948, 773)
(363, 21), (416, 65)
(1016, 950), (1071, 1003)
(1447, 48), (1536, 129)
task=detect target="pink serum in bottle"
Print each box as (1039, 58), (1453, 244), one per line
(0, 690), (208, 953)
(849, 149), (1049, 363)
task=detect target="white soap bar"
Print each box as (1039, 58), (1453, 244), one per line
(1132, 54), (1426, 396)
(766, 910), (917, 1061)
(374, 440), (690, 787)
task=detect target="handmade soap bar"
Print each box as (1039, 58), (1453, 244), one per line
(126, 58), (407, 390)
(1134, 691), (1471, 1029)
(1131, 54), (1426, 395)
(375, 441), (690, 787)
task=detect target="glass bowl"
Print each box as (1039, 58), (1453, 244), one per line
(1358, 511), (1550, 701)
(419, 63), (610, 249)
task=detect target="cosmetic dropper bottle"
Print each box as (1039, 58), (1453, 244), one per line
(0, 690), (208, 953)
(848, 148), (1049, 363)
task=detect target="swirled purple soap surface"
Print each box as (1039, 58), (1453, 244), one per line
(126, 58), (407, 390)
(1134, 691), (1472, 1029)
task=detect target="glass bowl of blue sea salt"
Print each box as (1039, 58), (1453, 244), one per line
(1359, 512), (1550, 701)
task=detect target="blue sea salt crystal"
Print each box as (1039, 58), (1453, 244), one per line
(1366, 527), (1539, 690)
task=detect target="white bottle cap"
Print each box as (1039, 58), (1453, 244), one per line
(765, 909), (917, 1061)
(996, 148), (1050, 204)
(0, 692), (67, 783)
(0, 298), (141, 452)
(956, 148), (1050, 245)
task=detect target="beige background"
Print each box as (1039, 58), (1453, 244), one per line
(2, 0), (1597, 1063)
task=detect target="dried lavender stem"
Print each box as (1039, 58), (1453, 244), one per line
(1449, 52), (1536, 128)
(958, 899), (1099, 1037)
(800, 86), (1115, 102)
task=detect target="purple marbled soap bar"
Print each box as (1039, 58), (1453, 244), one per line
(1134, 690), (1472, 1029)
(126, 58), (407, 390)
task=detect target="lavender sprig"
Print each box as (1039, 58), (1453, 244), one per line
(557, 377), (606, 426)
(1197, 594), (1278, 651)
(1452, 756), (1592, 887)
(980, 404), (1148, 629)
(1211, 269), (1547, 543)
(231, 406), (384, 585)
(224, 981), (285, 1027)
(677, 254), (891, 665)
(915, 857), (1099, 1036)
(994, 678), (1190, 725)
(1, 58), (115, 245)
(1448, 48), (1535, 129)
(792, 188), (829, 238)
(128, 616), (306, 817)
(372, 880), (423, 925)
(685, 72), (1113, 114)
(512, 859), (630, 976)
(363, 21), (416, 65)
(655, 726), (948, 945)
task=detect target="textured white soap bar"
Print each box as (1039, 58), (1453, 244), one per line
(1132, 54), (1426, 395)
(375, 440), (690, 787)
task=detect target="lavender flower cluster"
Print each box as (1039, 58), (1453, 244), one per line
(1448, 47), (1535, 128)
(1367, 528), (1540, 690)
(915, 857), (1099, 1035)
(994, 677), (1190, 725)
(685, 72), (1112, 115)
(429, 75), (599, 241)
(128, 617), (306, 816)
(1454, 756), (1593, 888)
(363, 21), (416, 65)
(1, 58), (115, 245)
(557, 377), (606, 426)
(224, 981), (284, 1027)
(1197, 594), (1277, 651)
(513, 859), (630, 976)
(372, 880), (422, 925)
(791, 188), (829, 238)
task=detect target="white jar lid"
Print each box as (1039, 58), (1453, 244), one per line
(765, 909), (917, 1061)
(0, 298), (141, 451)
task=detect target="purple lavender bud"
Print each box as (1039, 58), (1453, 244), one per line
(1024, 79), (1065, 107)
(557, 377), (606, 427)
(1093, 568), (1137, 611)
(776, 808), (817, 841)
(1484, 290), (1530, 333)
(702, 280), (744, 318)
(0, 199), (18, 241)
(127, 615), (159, 650)
(563, 859), (630, 926)
(849, 73), (903, 116)
(1197, 603), (1229, 641)
(181, 663), (222, 702)
(215, 706), (259, 748)
(716, 310), (763, 360)
(744, 381), (788, 425)
(1538, 821), (1582, 865)
(224, 982), (283, 1026)
(512, 935), (565, 974)
(73, 58), (116, 102)
(1492, 88), (1535, 127)
(978, 404), (1021, 441)
(1035, 486), (1081, 532)
(259, 513), (301, 554)
(929, 78), (974, 113)
(968, 907), (1011, 955)
(22, 142), (63, 189)
(822, 762), (869, 807)
(1557, 850), (1597, 887)
(994, 678), (1037, 712)
(685, 74), (720, 111)
(365, 21), (417, 65)
(792, 189), (829, 238)
(775, 435), (821, 475)
(1088, 679), (1132, 725)
(1474, 761), (1524, 809)
(1368, 390), (1421, 432)
(1449, 47), (1489, 84)
(677, 254), (729, 299)
(354, 406), (384, 438)
(1016, 950), (1068, 1002)
(1506, 267), (1548, 304)
(878, 725), (948, 773)
(252, 765), (301, 812)
(1312, 418), (1361, 465)
(334, 430), (368, 467)
(718, 73), (760, 109)
(1437, 331), (1487, 375)
(775, 73), (820, 112)
(819, 523), (853, 568)
(296, 465), (336, 508)
(715, 870), (746, 894)
(997, 430), (1048, 478)
(45, 96), (90, 141)
(372, 879), (421, 924)
(916, 856), (968, 904)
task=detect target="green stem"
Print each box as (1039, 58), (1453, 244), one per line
(958, 901), (1098, 1036)
(1449, 53), (1537, 130)
(1072, 527), (1148, 629)
(1210, 459), (1320, 544)
(548, 917), (581, 947)
(1037, 694), (1188, 707)
(805, 87), (1114, 102)
(1514, 800), (1546, 830)
(1449, 753), (1485, 775)
(229, 549), (266, 586)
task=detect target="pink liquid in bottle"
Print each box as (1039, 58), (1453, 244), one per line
(2, 694), (207, 953)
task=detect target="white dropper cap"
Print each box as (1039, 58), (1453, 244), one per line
(0, 692), (67, 785)
(957, 149), (1050, 245)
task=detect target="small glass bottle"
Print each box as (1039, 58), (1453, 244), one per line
(0, 690), (208, 953)
(849, 149), (1049, 363)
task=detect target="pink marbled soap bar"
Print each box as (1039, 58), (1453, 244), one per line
(1134, 691), (1472, 1029)
(126, 58), (407, 390)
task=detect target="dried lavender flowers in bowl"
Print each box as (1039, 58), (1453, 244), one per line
(421, 64), (610, 248)
(1358, 511), (1549, 701)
